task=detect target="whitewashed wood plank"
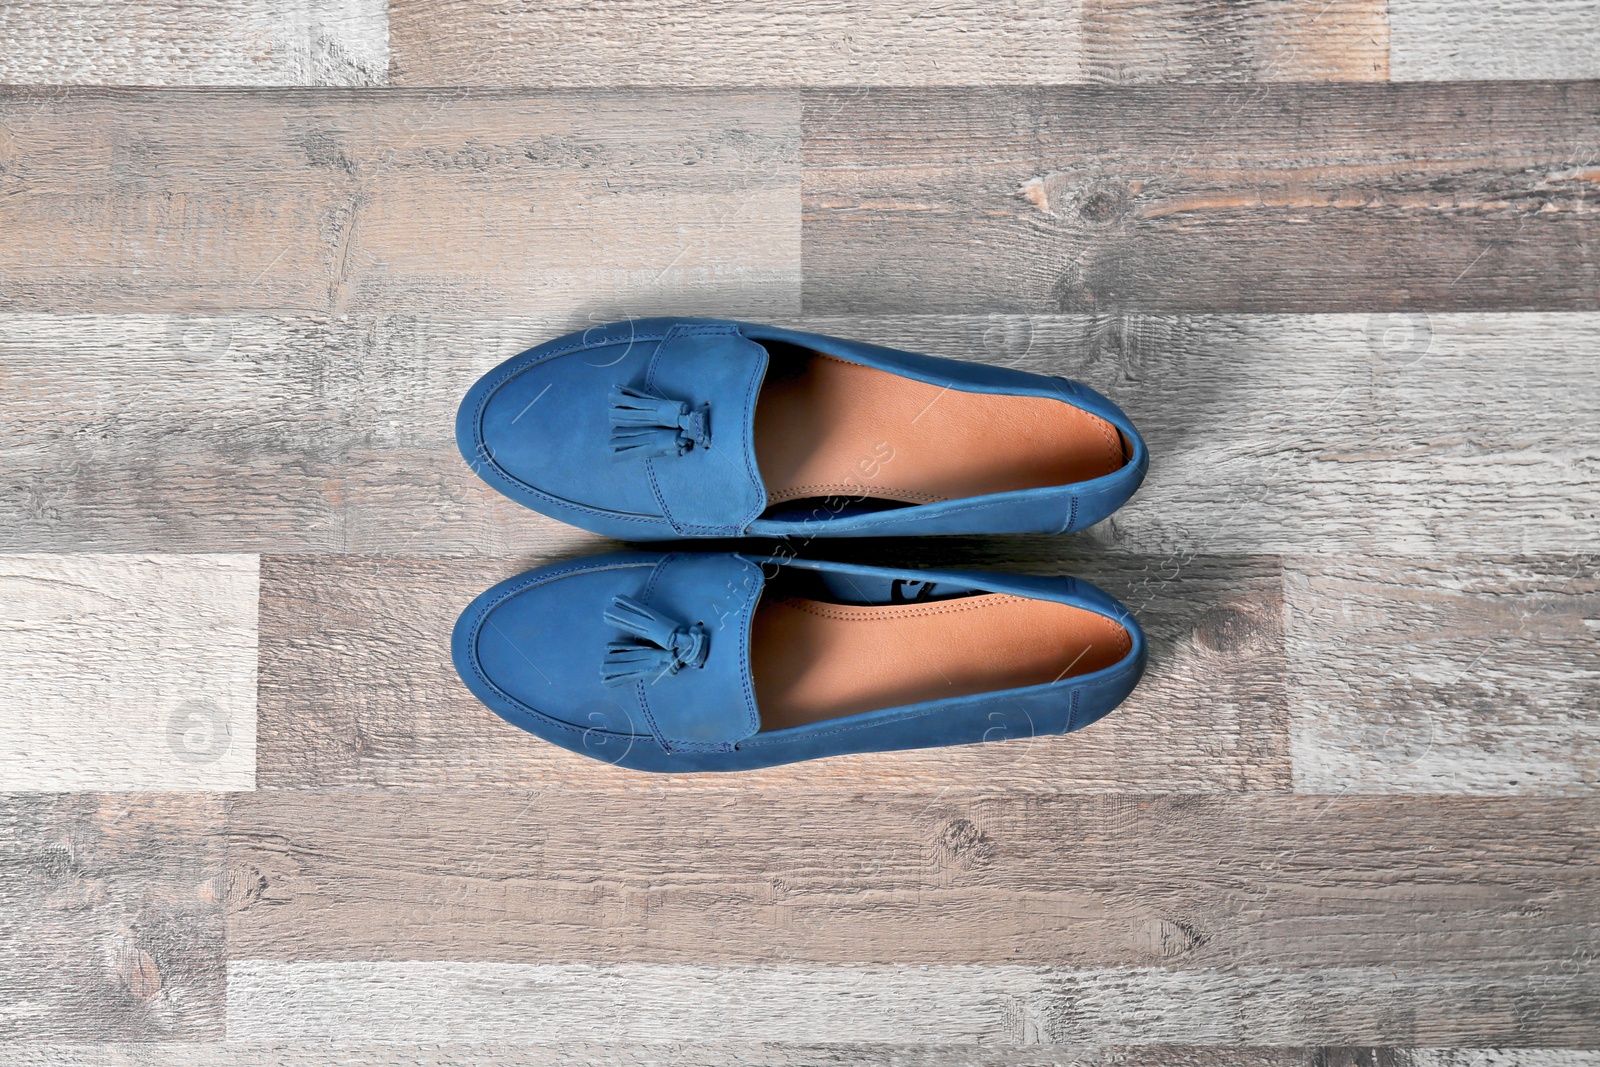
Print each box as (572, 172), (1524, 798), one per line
(0, 1), (388, 87)
(3, 312), (1594, 555)
(1408, 1057), (1600, 1067)
(0, 555), (257, 791)
(801, 314), (1600, 557)
(226, 961), (1600, 1045)
(1389, 1), (1600, 81)
(1287, 555), (1600, 795)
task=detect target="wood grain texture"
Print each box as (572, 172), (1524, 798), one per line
(0, 313), (616, 554)
(795, 314), (1600, 557)
(1389, 1), (1600, 82)
(389, 0), (1385, 88)
(0, 89), (799, 315)
(801, 83), (1600, 314)
(223, 959), (1600, 1045)
(0, 1), (388, 87)
(0, 554), (257, 791)
(6, 1049), (1596, 1067)
(0, 1044), (1350, 1066)
(1288, 555), (1600, 795)
(254, 552), (1286, 791)
(1079, 0), (1387, 84)
(227, 791), (1600, 971)
(5, 312), (1592, 555)
(0, 795), (224, 1041)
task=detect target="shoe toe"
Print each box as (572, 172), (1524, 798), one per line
(467, 339), (665, 519)
(456, 560), (655, 743)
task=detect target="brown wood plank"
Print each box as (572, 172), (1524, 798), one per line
(0, 88), (799, 315)
(226, 791), (1600, 973)
(388, 0), (1385, 88)
(254, 551), (1287, 792)
(1288, 555), (1600, 795)
(0, 795), (224, 1041)
(1080, 0), (1387, 84)
(801, 83), (1600, 314)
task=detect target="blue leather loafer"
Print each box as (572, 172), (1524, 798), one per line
(452, 551), (1145, 773)
(457, 318), (1146, 539)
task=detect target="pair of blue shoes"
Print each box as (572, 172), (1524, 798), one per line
(452, 318), (1149, 773)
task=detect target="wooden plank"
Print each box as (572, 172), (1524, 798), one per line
(0, 794), (224, 1041)
(800, 84), (1600, 314)
(1288, 555), (1600, 795)
(1390, 1), (1600, 81)
(0, 1044), (1329, 1066)
(0, 313), (613, 554)
(254, 552), (1286, 791)
(227, 792), (1600, 970)
(0, 89), (799, 315)
(0, 554), (257, 792)
(1079, 0), (1387, 84)
(796, 313), (1600, 556)
(7, 1047), (1599, 1067)
(388, 0), (1385, 88)
(0, 1), (388, 87)
(223, 959), (1600, 1045)
(5, 312), (1592, 555)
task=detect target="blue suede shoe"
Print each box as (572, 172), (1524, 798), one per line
(452, 551), (1145, 773)
(457, 319), (1146, 539)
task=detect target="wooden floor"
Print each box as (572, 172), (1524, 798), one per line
(1, 2), (1597, 1062)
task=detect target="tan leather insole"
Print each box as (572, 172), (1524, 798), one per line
(754, 354), (1125, 506)
(751, 593), (1132, 732)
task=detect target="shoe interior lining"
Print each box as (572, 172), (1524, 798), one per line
(752, 343), (1128, 516)
(749, 587), (1133, 733)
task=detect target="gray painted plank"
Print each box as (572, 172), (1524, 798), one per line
(801, 83), (1600, 313)
(254, 552), (1286, 791)
(0, 554), (258, 792)
(389, 0), (1386, 88)
(3, 313), (1593, 555)
(0, 795), (225, 1041)
(1390, 1), (1600, 81)
(0, 313), (614, 554)
(0, 89), (799, 315)
(0, 1), (388, 87)
(1288, 555), (1600, 795)
(224, 960), (1600, 1045)
(227, 792), (1600, 970)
